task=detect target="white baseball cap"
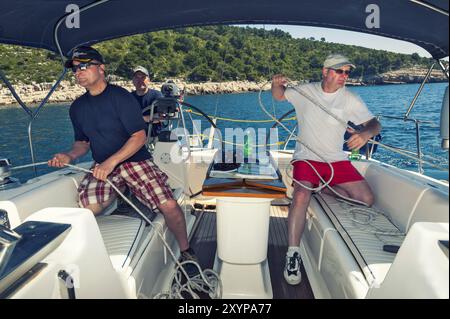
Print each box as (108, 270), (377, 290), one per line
(323, 53), (356, 69)
(132, 65), (150, 77)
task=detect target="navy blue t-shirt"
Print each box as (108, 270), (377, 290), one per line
(131, 89), (163, 115)
(132, 89), (164, 137)
(69, 84), (151, 163)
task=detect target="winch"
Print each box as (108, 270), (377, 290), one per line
(0, 159), (20, 191)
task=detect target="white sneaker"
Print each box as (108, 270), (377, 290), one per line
(284, 251), (302, 285)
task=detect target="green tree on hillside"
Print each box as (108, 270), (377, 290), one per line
(0, 25), (438, 84)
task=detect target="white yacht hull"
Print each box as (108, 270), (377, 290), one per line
(0, 149), (448, 299)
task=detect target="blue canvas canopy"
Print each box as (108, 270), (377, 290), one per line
(0, 0), (448, 59)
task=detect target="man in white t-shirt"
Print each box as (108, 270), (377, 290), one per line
(271, 53), (381, 285)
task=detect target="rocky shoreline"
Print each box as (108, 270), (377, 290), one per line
(0, 67), (447, 107)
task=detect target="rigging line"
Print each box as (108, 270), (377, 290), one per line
(54, 0), (110, 62)
(10, 161), (48, 170)
(259, 80), (373, 205)
(62, 163), (220, 299)
(213, 34), (228, 119)
(264, 24), (278, 120)
(263, 24), (277, 118)
(409, 0), (449, 16)
(184, 109), (296, 123)
(12, 161), (221, 299)
(284, 81), (449, 171)
(184, 133), (283, 147)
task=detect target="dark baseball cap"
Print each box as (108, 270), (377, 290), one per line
(65, 45), (105, 68)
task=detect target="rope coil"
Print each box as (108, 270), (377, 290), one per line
(11, 161), (222, 299)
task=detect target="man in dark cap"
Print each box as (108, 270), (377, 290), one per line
(48, 46), (198, 268)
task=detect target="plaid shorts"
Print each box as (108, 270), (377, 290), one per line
(78, 159), (174, 210)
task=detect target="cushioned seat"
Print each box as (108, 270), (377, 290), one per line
(318, 194), (404, 284)
(96, 215), (145, 270)
(305, 193), (406, 298)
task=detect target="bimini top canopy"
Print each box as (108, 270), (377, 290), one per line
(0, 0), (448, 59)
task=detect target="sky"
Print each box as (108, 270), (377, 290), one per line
(246, 24), (433, 58)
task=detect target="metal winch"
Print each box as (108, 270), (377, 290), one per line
(0, 159), (20, 191)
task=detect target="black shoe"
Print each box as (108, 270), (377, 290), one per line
(116, 188), (132, 213)
(116, 196), (131, 213)
(179, 247), (200, 278)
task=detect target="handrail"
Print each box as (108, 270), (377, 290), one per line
(404, 62), (436, 119)
(437, 59), (449, 80)
(410, 0), (449, 16)
(380, 114), (449, 172)
(0, 70), (33, 117)
(53, 0), (110, 61)
(381, 114), (437, 125)
(280, 113), (448, 173)
(184, 108), (296, 123)
(27, 69), (68, 177)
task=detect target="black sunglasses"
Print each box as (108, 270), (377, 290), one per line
(71, 62), (101, 73)
(330, 68), (351, 75)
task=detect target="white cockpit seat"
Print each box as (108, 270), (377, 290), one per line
(305, 194), (406, 298)
(304, 161), (449, 299)
(95, 187), (185, 272)
(96, 215), (146, 271)
(315, 194), (403, 283)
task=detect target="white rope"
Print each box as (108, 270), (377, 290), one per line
(258, 81), (369, 206)
(63, 163), (222, 299)
(10, 161), (222, 299)
(336, 198), (405, 237)
(10, 161), (48, 170)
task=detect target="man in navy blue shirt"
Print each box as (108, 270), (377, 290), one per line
(48, 46), (198, 266)
(131, 66), (163, 137)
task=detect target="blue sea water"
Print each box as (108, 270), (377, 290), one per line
(0, 82), (448, 183)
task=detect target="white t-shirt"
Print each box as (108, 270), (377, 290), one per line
(285, 82), (374, 162)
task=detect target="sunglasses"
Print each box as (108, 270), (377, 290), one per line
(71, 62), (101, 73)
(330, 68), (351, 75)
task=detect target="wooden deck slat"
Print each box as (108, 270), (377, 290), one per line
(189, 206), (314, 299)
(193, 211), (217, 269)
(269, 206), (305, 299)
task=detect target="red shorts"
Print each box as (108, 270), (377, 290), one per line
(78, 159), (174, 210)
(292, 160), (364, 187)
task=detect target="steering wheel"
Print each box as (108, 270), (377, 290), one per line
(265, 108), (297, 149)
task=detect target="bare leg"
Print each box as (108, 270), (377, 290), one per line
(320, 184), (350, 198)
(288, 182), (313, 247)
(157, 199), (189, 251)
(85, 202), (106, 215)
(84, 195), (116, 215)
(327, 180), (374, 206)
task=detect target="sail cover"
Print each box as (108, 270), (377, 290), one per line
(0, 0), (448, 59)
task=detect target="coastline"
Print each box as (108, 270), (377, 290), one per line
(0, 80), (276, 107)
(0, 67), (447, 107)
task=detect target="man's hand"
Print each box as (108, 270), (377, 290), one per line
(346, 128), (371, 150)
(93, 158), (118, 181)
(272, 74), (288, 87)
(48, 153), (72, 168)
(271, 74), (288, 101)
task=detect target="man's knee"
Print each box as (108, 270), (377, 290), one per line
(352, 187), (374, 207)
(362, 192), (374, 207)
(292, 187), (312, 204)
(158, 199), (180, 215)
(81, 197), (115, 215)
(84, 203), (104, 215)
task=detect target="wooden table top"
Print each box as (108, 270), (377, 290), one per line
(202, 162), (287, 199)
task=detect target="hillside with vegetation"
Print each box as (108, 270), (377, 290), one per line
(0, 25), (441, 84)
